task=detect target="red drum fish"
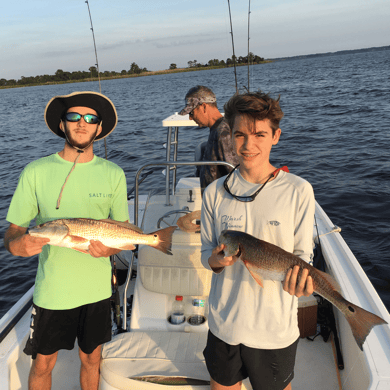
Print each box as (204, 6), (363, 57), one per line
(29, 218), (176, 255)
(219, 229), (387, 351)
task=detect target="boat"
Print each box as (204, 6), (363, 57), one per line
(1, 113), (389, 390)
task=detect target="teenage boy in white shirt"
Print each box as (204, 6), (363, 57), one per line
(201, 91), (315, 390)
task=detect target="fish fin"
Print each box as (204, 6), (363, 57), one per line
(243, 260), (264, 288)
(149, 226), (177, 255)
(69, 235), (89, 244)
(341, 300), (387, 350)
(99, 219), (143, 234)
(177, 210), (201, 233)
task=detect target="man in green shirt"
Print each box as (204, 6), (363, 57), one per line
(4, 91), (131, 390)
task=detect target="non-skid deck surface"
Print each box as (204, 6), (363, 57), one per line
(293, 337), (340, 389)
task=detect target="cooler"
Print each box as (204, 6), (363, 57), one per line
(298, 295), (318, 338)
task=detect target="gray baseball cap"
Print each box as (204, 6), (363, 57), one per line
(179, 87), (217, 115)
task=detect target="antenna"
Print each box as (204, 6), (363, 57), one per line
(85, 0), (107, 159)
(247, 0), (251, 92)
(227, 0), (238, 93)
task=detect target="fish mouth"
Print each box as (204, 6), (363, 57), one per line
(223, 245), (241, 258)
(29, 225), (43, 234)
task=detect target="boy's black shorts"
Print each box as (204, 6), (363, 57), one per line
(24, 298), (111, 360)
(203, 331), (299, 390)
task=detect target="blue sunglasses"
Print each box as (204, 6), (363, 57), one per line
(64, 112), (101, 124)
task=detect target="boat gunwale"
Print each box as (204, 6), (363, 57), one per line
(0, 286), (34, 345)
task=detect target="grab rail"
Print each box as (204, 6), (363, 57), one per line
(133, 160), (235, 226)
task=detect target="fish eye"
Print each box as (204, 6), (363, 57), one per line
(154, 234), (158, 238)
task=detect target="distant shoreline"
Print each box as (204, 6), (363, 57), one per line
(268, 45), (390, 62)
(1, 45), (388, 90)
(0, 62), (271, 90)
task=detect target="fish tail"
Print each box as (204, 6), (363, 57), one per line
(150, 226), (176, 255)
(343, 301), (387, 350)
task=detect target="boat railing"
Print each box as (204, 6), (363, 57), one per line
(133, 114), (235, 226)
(133, 160), (235, 226)
(0, 285), (34, 344)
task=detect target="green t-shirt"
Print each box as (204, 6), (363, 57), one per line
(6, 153), (129, 310)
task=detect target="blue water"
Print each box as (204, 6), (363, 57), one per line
(1, 49), (389, 318)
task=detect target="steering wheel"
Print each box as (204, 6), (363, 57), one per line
(157, 209), (190, 228)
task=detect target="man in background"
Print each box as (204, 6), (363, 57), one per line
(179, 85), (239, 192)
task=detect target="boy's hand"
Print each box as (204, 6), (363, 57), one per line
(208, 244), (239, 273)
(283, 266), (314, 297)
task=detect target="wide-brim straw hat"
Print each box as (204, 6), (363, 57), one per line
(44, 91), (118, 140)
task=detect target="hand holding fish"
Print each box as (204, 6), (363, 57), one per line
(283, 266), (314, 298)
(13, 235), (50, 257)
(88, 240), (135, 258)
(208, 243), (239, 273)
(5, 224), (50, 257)
(219, 229), (387, 350)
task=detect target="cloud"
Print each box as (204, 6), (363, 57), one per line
(41, 31), (226, 59)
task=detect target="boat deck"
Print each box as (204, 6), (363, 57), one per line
(47, 270), (341, 390)
(48, 332), (340, 389)
(48, 270), (341, 390)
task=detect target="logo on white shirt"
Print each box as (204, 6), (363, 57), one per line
(221, 214), (244, 230)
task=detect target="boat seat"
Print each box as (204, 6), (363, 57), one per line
(137, 177), (211, 297)
(130, 233), (212, 330)
(138, 233), (212, 297)
(101, 331), (253, 390)
(100, 331), (210, 390)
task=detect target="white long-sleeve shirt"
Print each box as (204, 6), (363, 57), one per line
(201, 169), (315, 349)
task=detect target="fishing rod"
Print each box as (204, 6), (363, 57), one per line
(85, 0), (107, 159)
(85, 0), (122, 328)
(85, 0), (101, 93)
(227, 0), (238, 93)
(247, 0), (251, 92)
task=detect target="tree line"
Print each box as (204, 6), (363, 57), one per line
(0, 62), (149, 87)
(174, 52), (264, 69)
(1, 53), (265, 87)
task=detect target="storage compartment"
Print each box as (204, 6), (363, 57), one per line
(298, 295), (318, 338)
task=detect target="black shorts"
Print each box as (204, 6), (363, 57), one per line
(203, 331), (299, 390)
(24, 298), (111, 360)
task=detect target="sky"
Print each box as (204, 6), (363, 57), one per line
(1, 0), (389, 81)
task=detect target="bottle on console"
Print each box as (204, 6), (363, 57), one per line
(189, 298), (205, 325)
(170, 295), (185, 324)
